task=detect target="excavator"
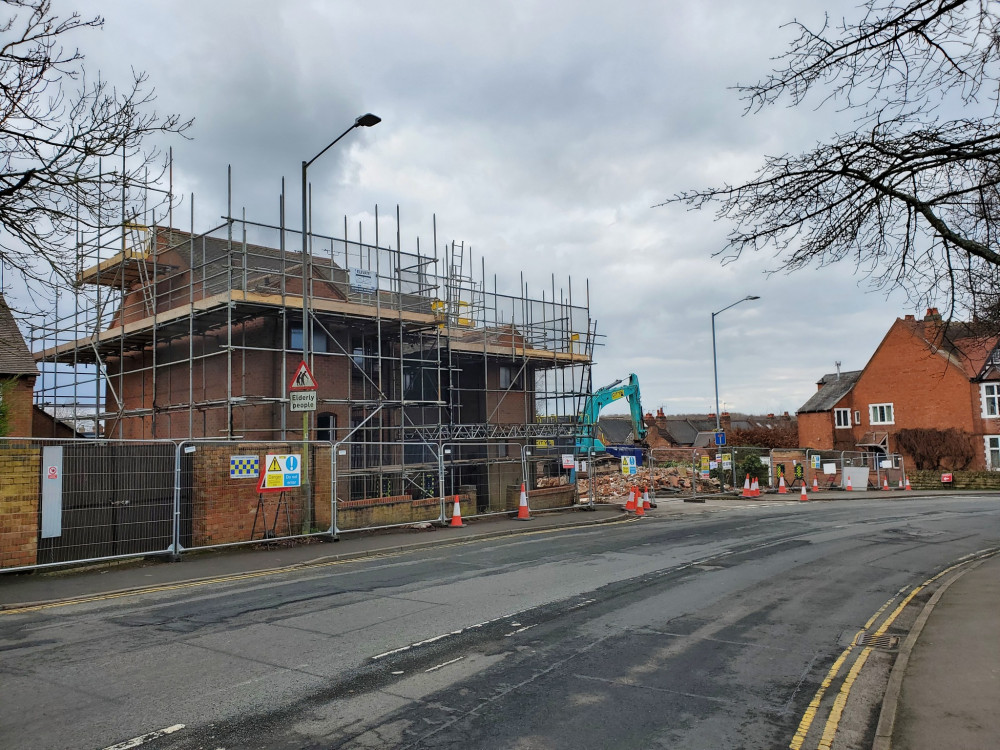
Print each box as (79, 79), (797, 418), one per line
(576, 373), (648, 453)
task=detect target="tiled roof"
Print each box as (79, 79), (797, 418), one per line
(797, 370), (862, 413)
(0, 295), (37, 376)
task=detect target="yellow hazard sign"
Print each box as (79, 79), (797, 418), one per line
(257, 454), (302, 493)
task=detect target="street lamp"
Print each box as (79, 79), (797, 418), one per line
(300, 112), (381, 427)
(711, 295), (760, 432)
(299, 113), (380, 533)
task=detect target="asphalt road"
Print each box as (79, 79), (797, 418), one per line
(2, 496), (998, 750)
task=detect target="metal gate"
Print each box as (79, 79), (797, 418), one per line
(36, 441), (179, 564)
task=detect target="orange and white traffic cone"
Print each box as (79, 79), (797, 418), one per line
(625, 486), (637, 512)
(882, 477), (890, 491)
(905, 476), (912, 491)
(635, 492), (646, 517)
(800, 483), (808, 502)
(642, 486), (652, 511)
(450, 495), (465, 527)
(898, 478), (903, 490)
(515, 482), (532, 521)
(752, 477), (760, 497)
(812, 477), (819, 492)
(846, 476), (853, 491)
(778, 475), (787, 494)
(742, 474), (752, 498)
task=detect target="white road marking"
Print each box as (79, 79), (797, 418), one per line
(425, 656), (465, 672)
(101, 724), (185, 750)
(504, 624), (536, 637)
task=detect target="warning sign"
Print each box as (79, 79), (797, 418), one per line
(290, 360), (318, 391)
(257, 454), (302, 492)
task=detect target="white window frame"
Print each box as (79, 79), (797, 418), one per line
(834, 408), (851, 429)
(985, 435), (1000, 471)
(854, 410), (861, 425)
(981, 383), (1000, 418)
(869, 403), (894, 425)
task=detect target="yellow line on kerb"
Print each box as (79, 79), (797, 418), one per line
(790, 554), (987, 750)
(1, 521), (617, 616)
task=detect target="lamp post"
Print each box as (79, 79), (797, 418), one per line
(299, 113), (380, 533)
(711, 295), (760, 432)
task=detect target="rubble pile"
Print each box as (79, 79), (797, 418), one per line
(576, 465), (721, 505)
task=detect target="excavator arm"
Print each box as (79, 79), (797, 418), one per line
(577, 373), (647, 452)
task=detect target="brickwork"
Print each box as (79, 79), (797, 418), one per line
(335, 494), (469, 530)
(187, 443), (332, 546)
(2, 376), (35, 437)
(909, 469), (1000, 490)
(504, 483), (577, 511)
(0, 445), (40, 568)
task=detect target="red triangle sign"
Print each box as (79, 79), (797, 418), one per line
(290, 360), (318, 391)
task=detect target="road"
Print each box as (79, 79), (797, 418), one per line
(1, 496), (998, 750)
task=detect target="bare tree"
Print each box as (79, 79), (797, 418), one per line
(659, 1), (1000, 323)
(0, 1), (191, 288)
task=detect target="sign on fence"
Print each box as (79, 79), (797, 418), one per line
(230, 455), (260, 479)
(257, 454), (302, 492)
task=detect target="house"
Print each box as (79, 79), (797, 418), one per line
(0, 294), (38, 437)
(33, 223), (595, 505)
(797, 308), (1000, 470)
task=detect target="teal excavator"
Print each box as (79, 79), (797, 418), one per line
(576, 373), (647, 453)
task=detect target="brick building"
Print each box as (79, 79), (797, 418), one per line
(0, 294), (37, 438)
(797, 309), (1000, 470)
(34, 220), (595, 507)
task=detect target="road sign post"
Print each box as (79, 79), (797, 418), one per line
(289, 360), (318, 532)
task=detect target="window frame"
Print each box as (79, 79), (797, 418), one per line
(854, 410), (861, 425)
(868, 403), (895, 425)
(834, 408), (851, 429)
(499, 364), (524, 391)
(981, 382), (1000, 418)
(985, 435), (1000, 471)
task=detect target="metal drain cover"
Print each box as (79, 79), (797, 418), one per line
(855, 633), (900, 650)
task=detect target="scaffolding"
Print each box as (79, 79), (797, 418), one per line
(31, 171), (599, 508)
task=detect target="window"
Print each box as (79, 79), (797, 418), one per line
(854, 410), (861, 425)
(289, 323), (327, 353)
(869, 403), (894, 425)
(499, 365), (523, 390)
(986, 436), (1000, 470)
(982, 383), (1000, 418)
(834, 408), (851, 428)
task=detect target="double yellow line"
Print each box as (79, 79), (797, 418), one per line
(790, 552), (994, 749)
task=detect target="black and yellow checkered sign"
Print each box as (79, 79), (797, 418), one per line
(230, 455), (260, 479)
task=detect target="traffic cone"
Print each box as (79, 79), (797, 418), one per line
(742, 474), (752, 498)
(635, 492), (646, 516)
(800, 483), (808, 502)
(812, 477), (819, 492)
(882, 477), (890, 491)
(752, 476), (760, 497)
(449, 495), (465, 527)
(846, 475), (853, 491)
(625, 486), (637, 512)
(905, 476), (912, 491)
(515, 482), (532, 520)
(642, 486), (652, 511)
(898, 478), (903, 490)
(778, 475), (787, 494)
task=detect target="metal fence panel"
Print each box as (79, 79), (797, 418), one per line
(0, 437), (177, 572)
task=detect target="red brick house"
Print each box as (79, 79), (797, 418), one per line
(0, 294), (37, 437)
(797, 309), (1000, 470)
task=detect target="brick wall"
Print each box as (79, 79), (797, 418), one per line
(909, 469), (1000, 490)
(0, 445), (40, 568)
(504, 484), (577, 511)
(187, 443), (332, 546)
(2, 376), (35, 438)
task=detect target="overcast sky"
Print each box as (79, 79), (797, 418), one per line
(33, 0), (916, 416)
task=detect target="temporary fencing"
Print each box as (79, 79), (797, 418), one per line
(0, 437), (177, 572)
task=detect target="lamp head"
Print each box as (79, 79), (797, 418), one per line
(746, 295), (760, 301)
(355, 113), (381, 128)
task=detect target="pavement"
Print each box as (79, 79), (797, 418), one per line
(1, 490), (997, 749)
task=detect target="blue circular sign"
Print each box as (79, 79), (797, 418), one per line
(285, 455), (299, 471)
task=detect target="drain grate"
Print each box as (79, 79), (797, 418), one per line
(855, 632), (900, 651)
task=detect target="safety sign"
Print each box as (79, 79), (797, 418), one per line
(620, 455), (637, 475)
(257, 454), (302, 492)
